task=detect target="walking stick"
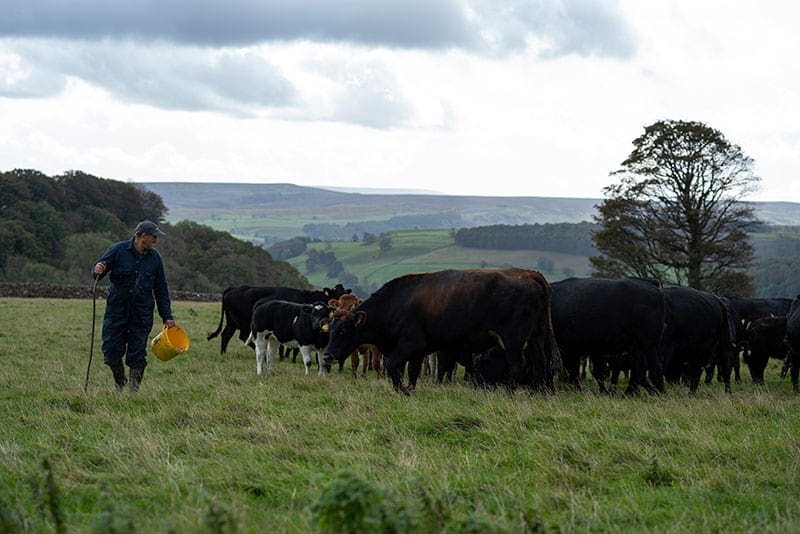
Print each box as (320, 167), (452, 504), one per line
(84, 274), (99, 393)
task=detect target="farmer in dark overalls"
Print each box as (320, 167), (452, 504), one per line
(92, 220), (175, 392)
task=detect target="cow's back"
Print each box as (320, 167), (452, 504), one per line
(382, 269), (547, 348)
(550, 277), (664, 356)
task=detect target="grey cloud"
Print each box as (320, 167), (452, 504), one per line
(0, 0), (635, 57)
(8, 41), (295, 114)
(0, 60), (66, 98)
(0, 0), (636, 127)
(0, 0), (475, 49)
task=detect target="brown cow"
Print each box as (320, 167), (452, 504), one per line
(328, 295), (384, 379)
(323, 268), (560, 394)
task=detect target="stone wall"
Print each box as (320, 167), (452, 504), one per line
(0, 282), (220, 302)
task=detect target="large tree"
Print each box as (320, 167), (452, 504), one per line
(590, 119), (760, 296)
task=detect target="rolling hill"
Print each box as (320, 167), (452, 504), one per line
(143, 182), (800, 246)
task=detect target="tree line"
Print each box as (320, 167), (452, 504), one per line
(0, 169), (308, 292)
(454, 222), (598, 256)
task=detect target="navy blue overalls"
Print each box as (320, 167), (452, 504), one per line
(94, 237), (173, 369)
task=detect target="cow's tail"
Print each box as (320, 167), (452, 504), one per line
(244, 331), (255, 347)
(545, 306), (565, 383)
(207, 299), (226, 341)
(540, 277), (565, 385)
(716, 298), (734, 392)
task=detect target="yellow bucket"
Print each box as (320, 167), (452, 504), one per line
(151, 324), (190, 361)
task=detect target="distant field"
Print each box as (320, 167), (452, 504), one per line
(287, 229), (591, 290)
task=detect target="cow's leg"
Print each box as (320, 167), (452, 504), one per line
(254, 332), (268, 375)
(351, 351), (359, 379)
(747, 354), (767, 385)
(372, 349), (384, 379)
(384, 351), (412, 394)
(624, 349), (647, 396)
(503, 342), (530, 391)
(360, 347), (369, 378)
(644, 345), (664, 394)
(781, 354), (791, 378)
(264, 336), (280, 374)
(703, 364), (715, 384)
(590, 358), (610, 395)
(610, 365), (622, 394)
(407, 356), (426, 390)
(220, 322), (239, 354)
(688, 366), (702, 393)
(791, 351), (800, 393)
(293, 345), (312, 375)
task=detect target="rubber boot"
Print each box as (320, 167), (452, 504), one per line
(129, 367), (145, 393)
(110, 361), (127, 392)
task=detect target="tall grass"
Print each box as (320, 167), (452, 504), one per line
(1, 298), (800, 532)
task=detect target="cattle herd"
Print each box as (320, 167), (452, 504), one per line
(206, 269), (800, 396)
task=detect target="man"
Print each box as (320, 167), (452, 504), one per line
(92, 220), (175, 392)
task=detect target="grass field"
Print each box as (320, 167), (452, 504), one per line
(2, 298), (800, 532)
(288, 229), (591, 291)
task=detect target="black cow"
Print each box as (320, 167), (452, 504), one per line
(784, 297), (800, 392)
(660, 286), (734, 393)
(434, 350), (473, 384)
(715, 296), (792, 380)
(207, 284), (350, 354)
(245, 300), (331, 375)
(550, 277), (665, 395)
(322, 268), (559, 394)
(725, 297), (793, 325)
(744, 316), (788, 385)
(471, 346), (509, 388)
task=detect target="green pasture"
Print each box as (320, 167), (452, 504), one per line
(289, 229), (591, 291)
(2, 298), (800, 532)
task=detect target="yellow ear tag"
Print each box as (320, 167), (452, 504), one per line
(322, 323), (329, 333)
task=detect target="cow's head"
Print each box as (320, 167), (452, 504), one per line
(324, 284), (353, 300)
(322, 311), (367, 366)
(301, 303), (332, 331)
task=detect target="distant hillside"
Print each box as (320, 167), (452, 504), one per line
(142, 182), (800, 245)
(142, 182), (599, 243)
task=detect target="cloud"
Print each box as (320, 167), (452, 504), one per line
(0, 0), (474, 49)
(0, 1), (636, 128)
(2, 40), (295, 114)
(0, 0), (636, 57)
(0, 50), (66, 97)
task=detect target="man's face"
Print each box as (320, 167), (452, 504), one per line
(139, 233), (158, 251)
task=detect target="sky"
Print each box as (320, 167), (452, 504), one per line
(0, 0), (798, 201)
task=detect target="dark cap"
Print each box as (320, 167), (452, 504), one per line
(135, 220), (166, 237)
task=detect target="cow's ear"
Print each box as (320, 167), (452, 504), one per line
(345, 288), (352, 294)
(328, 298), (338, 307)
(354, 311), (367, 327)
(320, 318), (330, 333)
